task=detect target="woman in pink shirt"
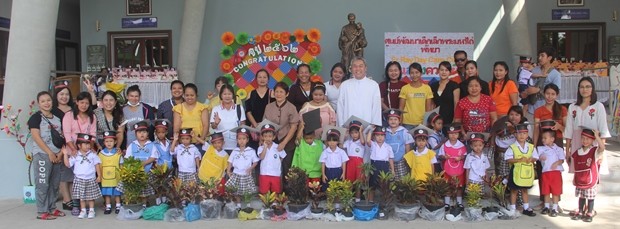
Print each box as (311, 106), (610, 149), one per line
(63, 92), (97, 153)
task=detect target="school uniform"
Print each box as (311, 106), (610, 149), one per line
(438, 140), (467, 187)
(538, 144), (564, 196)
(291, 139), (325, 179)
(344, 138), (365, 182)
(464, 152), (490, 194)
(99, 148), (123, 196)
(427, 131), (445, 172)
(258, 143), (287, 194)
(153, 139), (173, 170)
(119, 140), (158, 196)
(319, 147), (349, 190)
(404, 147), (437, 181)
(226, 147), (259, 195)
(198, 143), (229, 182)
(369, 141), (394, 188)
(505, 142), (539, 189)
(494, 133), (517, 177)
(69, 150), (102, 201)
(386, 126), (414, 180)
(172, 144), (201, 184)
(572, 146), (602, 199)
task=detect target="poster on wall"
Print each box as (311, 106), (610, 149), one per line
(126, 0), (152, 16)
(219, 29), (322, 100)
(384, 32), (474, 82)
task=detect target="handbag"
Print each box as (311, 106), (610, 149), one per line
(41, 112), (66, 149)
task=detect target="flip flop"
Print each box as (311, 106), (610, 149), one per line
(51, 209), (66, 217)
(36, 213), (56, 220)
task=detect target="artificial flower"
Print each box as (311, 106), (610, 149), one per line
(310, 75), (323, 83)
(236, 32), (250, 45)
(236, 88), (248, 100)
(279, 32), (291, 45)
(105, 82), (126, 94)
(223, 74), (234, 85)
(307, 42), (321, 56)
(220, 60), (234, 73)
(273, 32), (281, 41)
(248, 37), (255, 45)
(294, 29), (305, 42)
(254, 35), (262, 44)
(309, 59), (322, 74)
(221, 32), (235, 46)
(220, 46), (234, 60)
(262, 31), (274, 44)
(307, 28), (321, 42)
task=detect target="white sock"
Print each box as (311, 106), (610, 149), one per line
(115, 203), (121, 207)
(246, 203), (251, 207)
(502, 179), (508, 185)
(236, 203), (241, 208)
(162, 197), (167, 202)
(552, 203), (558, 211)
(510, 205), (516, 210)
(89, 208), (95, 212)
(544, 203), (550, 208)
(81, 208), (87, 212)
(523, 203), (530, 210)
(155, 198), (161, 205)
(335, 203), (341, 209)
(355, 198), (361, 202)
(106, 204), (111, 209)
(444, 197), (451, 205)
(456, 197), (463, 204)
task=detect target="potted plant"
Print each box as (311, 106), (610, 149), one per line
(118, 157), (149, 211)
(150, 163), (174, 204)
(354, 163), (376, 211)
(238, 193), (259, 220)
(376, 171), (395, 220)
(162, 178), (185, 222)
(273, 192), (288, 216)
(285, 167), (309, 213)
(326, 180), (354, 220)
(393, 174), (420, 221)
(308, 181), (325, 214)
(464, 183), (484, 221)
(2, 102), (36, 204)
(199, 178), (224, 220)
(483, 174), (507, 214)
(180, 181), (204, 222)
(419, 172), (452, 214)
(222, 185), (239, 219)
(258, 191), (276, 219)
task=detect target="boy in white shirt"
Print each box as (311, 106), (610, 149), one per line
(537, 129), (564, 217)
(464, 133), (490, 196)
(257, 123), (286, 194)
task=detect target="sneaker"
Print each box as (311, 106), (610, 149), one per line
(549, 209), (558, 217)
(77, 210), (86, 219)
(71, 207), (80, 216)
(87, 210), (95, 219)
(522, 209), (537, 217)
(444, 204), (450, 211)
(582, 213), (593, 222)
(104, 208), (111, 215)
(541, 207), (550, 215)
(571, 212), (582, 220)
(115, 207), (121, 214)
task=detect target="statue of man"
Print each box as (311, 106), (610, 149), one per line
(339, 13), (367, 71)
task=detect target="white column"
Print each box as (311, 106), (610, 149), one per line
(177, 0), (207, 83)
(503, 0), (532, 63)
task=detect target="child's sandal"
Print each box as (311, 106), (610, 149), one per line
(51, 209), (66, 217)
(36, 213), (56, 220)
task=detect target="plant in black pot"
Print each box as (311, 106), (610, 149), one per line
(308, 181), (325, 214)
(337, 180), (355, 219)
(118, 157), (149, 211)
(483, 174), (507, 214)
(238, 193), (259, 220)
(149, 163), (174, 205)
(273, 192), (288, 216)
(377, 171), (395, 220)
(419, 171), (452, 221)
(393, 174), (420, 221)
(285, 167), (309, 213)
(199, 178), (224, 220)
(258, 191), (276, 219)
(354, 163), (376, 211)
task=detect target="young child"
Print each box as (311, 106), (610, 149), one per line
(365, 126), (395, 202)
(98, 131), (122, 214)
(463, 133), (490, 196)
(505, 123), (538, 216)
(438, 124), (467, 210)
(343, 118), (366, 202)
(426, 112), (445, 173)
(258, 123), (287, 194)
(404, 127), (437, 182)
(384, 109), (413, 180)
(226, 126), (259, 208)
(319, 128), (349, 191)
(570, 129), (605, 222)
(171, 128), (201, 184)
(494, 106), (529, 178)
(197, 132), (228, 193)
(292, 128), (325, 184)
(153, 119), (173, 170)
(537, 128), (564, 217)
(63, 133), (102, 219)
(122, 121), (158, 205)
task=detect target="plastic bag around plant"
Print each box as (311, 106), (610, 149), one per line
(238, 208), (259, 220)
(287, 204), (311, 221)
(322, 212), (337, 222)
(498, 207), (520, 220)
(445, 207), (463, 222)
(464, 207), (483, 222)
(223, 203), (239, 219)
(419, 205), (445, 221)
(258, 208), (274, 220)
(306, 212), (325, 220)
(336, 212), (355, 221)
(143, 204), (169, 221)
(353, 205), (378, 221)
(483, 211), (500, 221)
(164, 208), (185, 222)
(200, 199), (223, 220)
(394, 204), (420, 221)
(116, 206), (144, 220)
(184, 203), (201, 222)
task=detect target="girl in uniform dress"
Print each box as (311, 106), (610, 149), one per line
(63, 133), (101, 219)
(98, 131), (122, 214)
(384, 109), (413, 180)
(170, 128), (201, 184)
(438, 124), (467, 210)
(569, 129), (605, 223)
(404, 128), (437, 182)
(226, 126), (259, 208)
(319, 128), (349, 191)
(365, 126), (395, 202)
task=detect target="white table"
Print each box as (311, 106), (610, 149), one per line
(122, 80), (172, 107)
(558, 76), (610, 104)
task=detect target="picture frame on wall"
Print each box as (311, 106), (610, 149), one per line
(558, 0), (584, 7)
(126, 0), (152, 16)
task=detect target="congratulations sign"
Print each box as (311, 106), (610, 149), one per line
(384, 32), (474, 82)
(219, 29), (322, 100)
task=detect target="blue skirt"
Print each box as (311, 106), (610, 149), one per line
(370, 160), (390, 188)
(101, 187), (122, 196)
(323, 167), (343, 191)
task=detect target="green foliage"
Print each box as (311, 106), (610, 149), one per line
(119, 157), (149, 205)
(377, 171), (396, 210)
(393, 174), (419, 205)
(150, 163), (174, 201)
(419, 171), (452, 206)
(285, 167), (309, 205)
(484, 174), (508, 208)
(200, 177), (223, 200)
(465, 183), (483, 208)
(357, 163), (375, 204)
(308, 181), (325, 209)
(326, 179), (354, 213)
(258, 191), (276, 209)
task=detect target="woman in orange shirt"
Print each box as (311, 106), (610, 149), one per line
(489, 61), (519, 116)
(533, 83), (567, 147)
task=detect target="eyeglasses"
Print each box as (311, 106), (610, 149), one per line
(579, 85), (593, 89)
(456, 58), (466, 62)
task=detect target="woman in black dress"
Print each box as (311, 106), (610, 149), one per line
(245, 69), (274, 148)
(430, 61), (460, 126)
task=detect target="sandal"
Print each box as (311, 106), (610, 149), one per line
(51, 209), (66, 217)
(36, 213), (56, 220)
(62, 201), (72, 210)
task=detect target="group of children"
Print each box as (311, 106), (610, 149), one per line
(62, 105), (605, 223)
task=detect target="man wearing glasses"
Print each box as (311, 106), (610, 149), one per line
(451, 50), (468, 84)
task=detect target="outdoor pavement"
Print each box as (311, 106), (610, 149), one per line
(1, 143), (619, 229)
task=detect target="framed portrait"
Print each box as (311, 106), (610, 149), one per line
(558, 0), (584, 7)
(126, 0), (152, 16)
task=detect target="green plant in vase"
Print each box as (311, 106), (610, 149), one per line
(354, 163), (376, 210)
(419, 171), (452, 211)
(465, 183), (483, 209)
(308, 181), (325, 214)
(150, 163), (174, 204)
(393, 174), (419, 206)
(377, 171), (395, 219)
(118, 157), (148, 206)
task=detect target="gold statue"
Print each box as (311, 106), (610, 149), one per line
(339, 13), (367, 71)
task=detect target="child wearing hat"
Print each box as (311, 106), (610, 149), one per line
(121, 121), (158, 203)
(292, 127), (325, 184)
(437, 123), (467, 210)
(426, 112), (445, 173)
(171, 128), (201, 184)
(153, 119), (174, 171)
(463, 133), (490, 196)
(196, 132), (228, 192)
(62, 133), (102, 219)
(257, 122), (287, 194)
(505, 123), (539, 216)
(569, 129), (605, 222)
(365, 126), (395, 202)
(384, 109), (414, 180)
(226, 126), (259, 208)
(98, 131), (122, 214)
(404, 127), (437, 182)
(319, 128), (349, 191)
(537, 127), (564, 217)
(343, 117), (367, 201)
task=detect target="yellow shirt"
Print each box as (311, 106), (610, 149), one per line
(99, 152), (122, 188)
(173, 102), (208, 141)
(198, 145), (229, 182)
(399, 84), (433, 125)
(404, 149), (436, 182)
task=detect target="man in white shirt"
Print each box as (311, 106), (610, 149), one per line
(337, 57), (382, 126)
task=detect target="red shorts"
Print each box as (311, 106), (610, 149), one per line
(307, 177), (321, 184)
(444, 173), (466, 187)
(345, 156), (364, 182)
(259, 175), (281, 194)
(541, 171), (563, 195)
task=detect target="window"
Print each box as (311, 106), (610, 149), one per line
(108, 30), (172, 68)
(537, 23), (606, 62)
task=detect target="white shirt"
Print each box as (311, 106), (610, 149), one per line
(258, 143), (287, 176)
(537, 144), (565, 172)
(325, 80), (341, 112)
(370, 141), (394, 161)
(210, 104), (246, 150)
(69, 150), (101, 179)
(414, 148), (439, 163)
(505, 142), (539, 160)
(344, 138), (365, 158)
(125, 140), (159, 159)
(172, 144), (201, 173)
(337, 76), (382, 126)
(464, 153), (490, 182)
(229, 147), (259, 175)
(319, 147), (349, 168)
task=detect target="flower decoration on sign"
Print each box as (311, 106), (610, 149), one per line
(279, 31), (291, 45)
(2, 101), (36, 186)
(589, 108), (595, 119)
(294, 29), (305, 42)
(236, 32), (250, 45)
(220, 46), (234, 60)
(309, 59), (322, 74)
(262, 30), (274, 44)
(307, 42), (321, 56)
(223, 73), (234, 85)
(311, 75), (323, 83)
(221, 31), (235, 46)
(220, 60), (234, 73)
(254, 35), (262, 44)
(272, 32), (281, 41)
(236, 88), (248, 101)
(307, 28), (321, 42)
